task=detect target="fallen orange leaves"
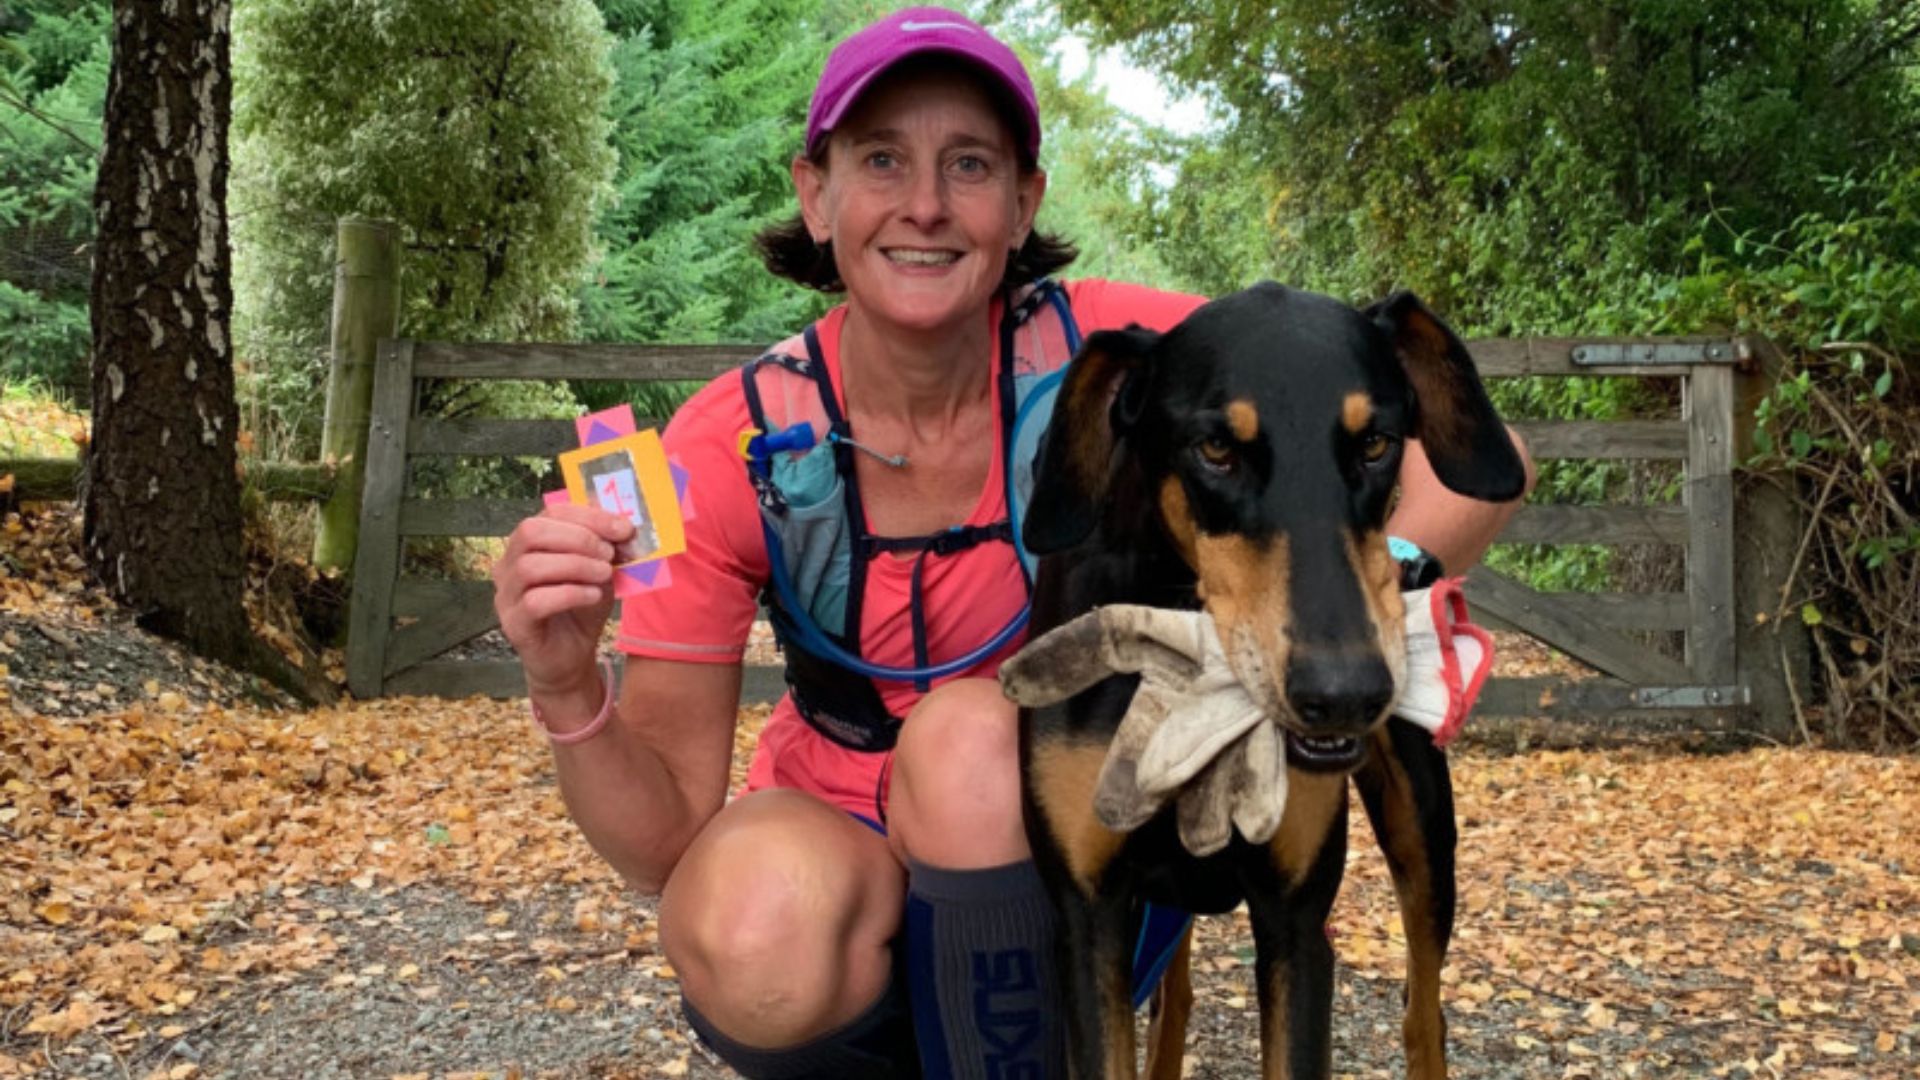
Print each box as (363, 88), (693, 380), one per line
(1, 694), (613, 1039)
(1320, 743), (1920, 1072)
(0, 675), (1914, 1072)
(21, 997), (102, 1038)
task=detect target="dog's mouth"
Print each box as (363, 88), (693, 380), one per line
(1284, 732), (1366, 772)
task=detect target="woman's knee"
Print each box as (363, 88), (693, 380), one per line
(660, 790), (902, 1046)
(890, 677), (1026, 866)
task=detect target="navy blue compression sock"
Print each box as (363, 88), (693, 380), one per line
(905, 858), (1064, 1080)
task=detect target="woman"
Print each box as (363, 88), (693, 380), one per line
(492, 9), (1534, 1078)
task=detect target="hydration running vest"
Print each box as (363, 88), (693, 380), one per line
(738, 280), (1082, 753)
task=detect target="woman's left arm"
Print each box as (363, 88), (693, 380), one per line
(1387, 427), (1537, 574)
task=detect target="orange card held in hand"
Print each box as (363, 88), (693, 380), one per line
(557, 428), (686, 567)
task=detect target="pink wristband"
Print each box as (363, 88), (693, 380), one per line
(529, 658), (616, 746)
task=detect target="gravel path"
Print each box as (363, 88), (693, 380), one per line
(9, 880), (1497, 1080)
(28, 873), (1896, 1080)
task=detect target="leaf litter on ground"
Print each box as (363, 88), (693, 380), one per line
(4, 689), (1915, 1078)
(3, 500), (1918, 1077)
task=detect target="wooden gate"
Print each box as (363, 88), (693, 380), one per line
(346, 335), (1806, 736)
(1451, 337), (1802, 734)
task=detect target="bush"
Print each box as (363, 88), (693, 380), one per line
(0, 1), (108, 392)
(0, 281), (89, 390)
(1656, 163), (1920, 747)
(231, 0), (618, 455)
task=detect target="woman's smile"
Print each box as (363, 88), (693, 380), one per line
(882, 247), (961, 268)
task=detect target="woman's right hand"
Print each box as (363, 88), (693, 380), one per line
(492, 504), (637, 695)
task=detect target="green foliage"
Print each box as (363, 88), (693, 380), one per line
(569, 0), (838, 416)
(1682, 161), (1920, 521)
(1651, 165), (1920, 355)
(620, 380), (704, 423)
(0, 0), (107, 389)
(1063, 0), (1920, 335)
(1140, 135), (1287, 298)
(0, 280), (90, 384)
(231, 0), (618, 453)
(1, 1), (107, 98)
(988, 2), (1189, 291)
(579, 0), (833, 348)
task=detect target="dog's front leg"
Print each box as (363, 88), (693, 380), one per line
(1246, 786), (1349, 1080)
(1055, 888), (1137, 1079)
(1024, 729), (1141, 1078)
(1354, 718), (1456, 1080)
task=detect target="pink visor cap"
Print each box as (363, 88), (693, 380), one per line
(805, 7), (1041, 163)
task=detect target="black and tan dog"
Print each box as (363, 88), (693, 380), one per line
(1013, 282), (1526, 1079)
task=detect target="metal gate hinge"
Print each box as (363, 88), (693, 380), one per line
(1571, 342), (1741, 367)
(1629, 685), (1749, 708)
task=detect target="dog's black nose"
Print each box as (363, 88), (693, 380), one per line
(1284, 651), (1395, 735)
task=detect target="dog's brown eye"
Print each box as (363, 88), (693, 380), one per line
(1197, 437), (1236, 472)
(1361, 434), (1393, 464)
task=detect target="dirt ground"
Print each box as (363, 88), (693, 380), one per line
(3, 504), (1918, 1079)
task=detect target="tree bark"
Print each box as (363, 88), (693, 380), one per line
(85, 0), (252, 667)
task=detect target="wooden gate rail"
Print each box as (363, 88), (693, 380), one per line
(347, 334), (1807, 737)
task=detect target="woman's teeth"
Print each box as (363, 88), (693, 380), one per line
(885, 249), (957, 266)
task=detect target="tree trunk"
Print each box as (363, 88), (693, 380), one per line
(85, 0), (252, 667)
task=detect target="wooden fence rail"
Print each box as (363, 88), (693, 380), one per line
(345, 332), (1810, 738)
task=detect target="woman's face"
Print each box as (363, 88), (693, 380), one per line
(795, 66), (1045, 338)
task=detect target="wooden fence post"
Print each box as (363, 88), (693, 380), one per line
(313, 217), (401, 575)
(1735, 476), (1811, 741)
(1733, 338), (1812, 741)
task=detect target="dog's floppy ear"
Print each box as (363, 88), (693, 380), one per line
(1023, 326), (1161, 555)
(1366, 291), (1527, 502)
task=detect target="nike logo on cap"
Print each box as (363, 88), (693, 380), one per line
(901, 20), (974, 32)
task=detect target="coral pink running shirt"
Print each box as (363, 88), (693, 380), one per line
(617, 280), (1204, 821)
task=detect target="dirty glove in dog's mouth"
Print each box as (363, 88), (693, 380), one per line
(998, 605), (1280, 857)
(998, 582), (1491, 857)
